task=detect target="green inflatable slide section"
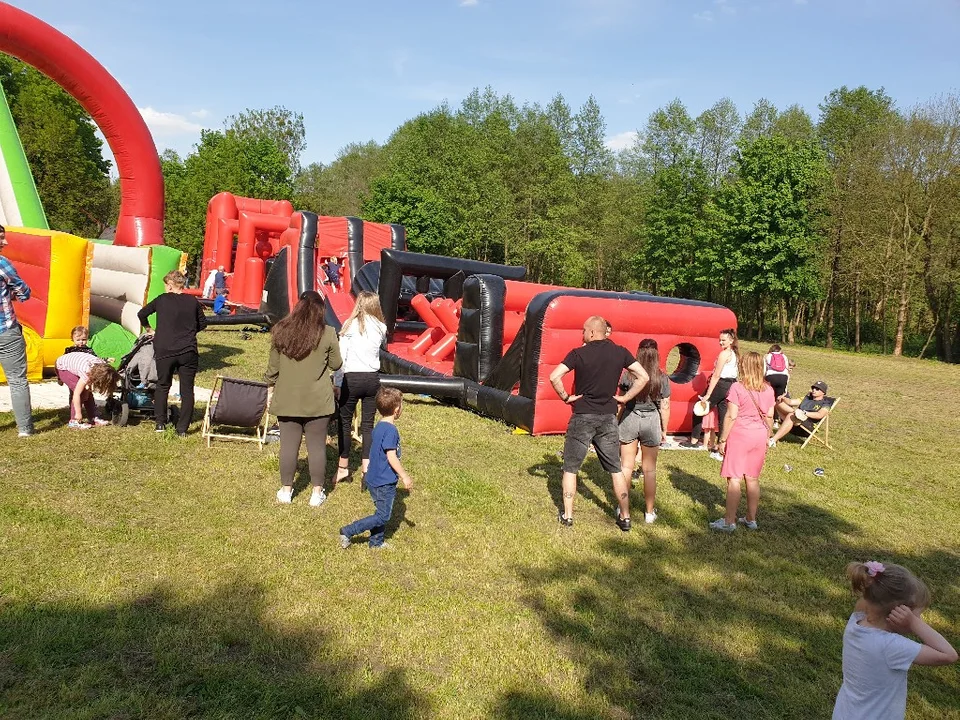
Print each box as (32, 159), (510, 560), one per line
(0, 83), (47, 228)
(88, 242), (187, 365)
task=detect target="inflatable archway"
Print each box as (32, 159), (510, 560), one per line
(0, 2), (164, 247)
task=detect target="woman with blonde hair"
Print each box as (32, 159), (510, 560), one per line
(710, 351), (775, 532)
(335, 291), (387, 483)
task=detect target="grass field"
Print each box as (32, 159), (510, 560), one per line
(1, 329), (958, 719)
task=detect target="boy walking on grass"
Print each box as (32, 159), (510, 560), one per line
(339, 387), (412, 549)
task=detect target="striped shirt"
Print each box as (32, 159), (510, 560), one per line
(0, 256), (31, 334)
(55, 350), (105, 380)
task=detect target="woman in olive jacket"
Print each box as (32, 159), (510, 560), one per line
(266, 291), (342, 506)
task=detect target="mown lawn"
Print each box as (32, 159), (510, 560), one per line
(1, 329), (958, 719)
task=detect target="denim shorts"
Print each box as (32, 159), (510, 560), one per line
(618, 408), (662, 447)
(562, 413), (621, 474)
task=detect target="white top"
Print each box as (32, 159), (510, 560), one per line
(55, 351), (105, 380)
(764, 351), (790, 377)
(718, 351), (739, 379)
(339, 316), (386, 374)
(832, 612), (921, 720)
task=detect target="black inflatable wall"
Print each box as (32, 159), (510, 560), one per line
(454, 274), (506, 383)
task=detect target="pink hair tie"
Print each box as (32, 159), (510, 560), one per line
(865, 561), (885, 577)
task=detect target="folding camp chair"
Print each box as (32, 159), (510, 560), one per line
(201, 376), (270, 449)
(799, 397), (840, 450)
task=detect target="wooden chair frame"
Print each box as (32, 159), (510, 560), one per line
(798, 397), (840, 450)
(201, 375), (270, 450)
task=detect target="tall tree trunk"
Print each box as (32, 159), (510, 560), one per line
(893, 269), (909, 356)
(788, 302), (804, 344)
(779, 300), (787, 343)
(854, 272), (862, 352)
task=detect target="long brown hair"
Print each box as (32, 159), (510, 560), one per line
(847, 561), (930, 616)
(634, 338), (665, 403)
(721, 328), (740, 359)
(341, 291), (385, 336)
(738, 352), (766, 391)
(271, 291), (327, 361)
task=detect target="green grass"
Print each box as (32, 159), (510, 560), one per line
(1, 330), (958, 719)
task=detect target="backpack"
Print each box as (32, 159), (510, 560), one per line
(768, 352), (786, 373)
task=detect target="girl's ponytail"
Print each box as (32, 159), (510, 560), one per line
(846, 560), (931, 615)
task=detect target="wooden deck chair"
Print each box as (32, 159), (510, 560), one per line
(799, 397), (840, 450)
(202, 376), (270, 449)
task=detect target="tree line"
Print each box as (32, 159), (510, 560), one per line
(3, 51), (958, 362)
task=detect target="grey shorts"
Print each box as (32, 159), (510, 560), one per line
(619, 408), (662, 447)
(562, 413), (621, 474)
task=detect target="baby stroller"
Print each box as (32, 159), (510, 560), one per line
(103, 334), (179, 427)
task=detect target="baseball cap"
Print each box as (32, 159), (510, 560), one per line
(811, 380), (828, 393)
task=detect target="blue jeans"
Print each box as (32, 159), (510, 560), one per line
(0, 324), (33, 434)
(340, 483), (397, 547)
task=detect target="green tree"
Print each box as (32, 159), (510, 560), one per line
(293, 141), (386, 217)
(225, 106), (306, 176)
(713, 135), (827, 338)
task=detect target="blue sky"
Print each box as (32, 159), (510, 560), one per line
(15, 0), (960, 168)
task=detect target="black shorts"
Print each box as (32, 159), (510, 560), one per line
(562, 413), (621, 474)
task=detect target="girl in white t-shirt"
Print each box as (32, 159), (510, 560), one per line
(335, 292), (387, 484)
(833, 561), (957, 720)
(763, 344), (790, 399)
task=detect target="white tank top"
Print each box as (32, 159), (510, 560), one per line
(719, 351), (738, 379)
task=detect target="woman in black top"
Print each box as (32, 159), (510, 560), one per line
(137, 271), (208, 436)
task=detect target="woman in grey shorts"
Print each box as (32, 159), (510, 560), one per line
(619, 338), (671, 524)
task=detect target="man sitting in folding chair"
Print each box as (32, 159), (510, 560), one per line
(202, 375), (271, 449)
(767, 380), (837, 449)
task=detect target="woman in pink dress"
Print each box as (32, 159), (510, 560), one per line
(710, 351), (775, 532)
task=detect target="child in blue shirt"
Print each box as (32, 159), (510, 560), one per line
(339, 387), (412, 549)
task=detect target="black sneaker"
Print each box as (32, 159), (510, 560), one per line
(177, 432), (187, 438)
(615, 507), (632, 532)
(558, 511), (573, 527)
(155, 423), (166, 433)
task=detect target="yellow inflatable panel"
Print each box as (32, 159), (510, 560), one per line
(0, 324), (43, 383)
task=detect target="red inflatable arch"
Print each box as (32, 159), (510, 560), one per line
(0, 2), (163, 247)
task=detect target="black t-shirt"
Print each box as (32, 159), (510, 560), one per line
(137, 292), (208, 359)
(214, 271), (226, 289)
(562, 339), (636, 415)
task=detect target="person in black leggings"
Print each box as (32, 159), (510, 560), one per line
(138, 271), (207, 436)
(265, 291), (342, 506)
(336, 292), (387, 484)
(689, 328), (739, 454)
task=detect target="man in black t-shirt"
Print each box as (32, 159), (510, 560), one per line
(549, 316), (649, 531)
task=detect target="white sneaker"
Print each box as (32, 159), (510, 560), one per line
(738, 517), (759, 530)
(709, 451), (723, 462)
(644, 511), (657, 524)
(308, 489), (327, 507)
(709, 518), (736, 533)
(767, 439), (777, 448)
(276, 487), (293, 504)
(92, 418), (111, 427)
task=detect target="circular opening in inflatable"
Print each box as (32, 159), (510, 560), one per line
(665, 342), (701, 384)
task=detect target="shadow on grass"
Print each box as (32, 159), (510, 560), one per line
(530, 453), (620, 519)
(0, 579), (428, 719)
(506, 480), (960, 719)
(198, 341), (245, 374)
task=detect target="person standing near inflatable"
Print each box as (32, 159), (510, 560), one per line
(711, 351), (775, 532)
(335, 292), (387, 484)
(202, 268), (217, 299)
(618, 338), (670, 525)
(137, 271), (208, 436)
(549, 315), (649, 531)
(266, 291), (342, 506)
(763, 344), (790, 399)
(688, 328), (739, 454)
(0, 225), (34, 437)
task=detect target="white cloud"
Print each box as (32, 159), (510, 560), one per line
(138, 107), (207, 137)
(460, 0), (478, 6)
(714, 0), (736, 15)
(190, 109), (210, 120)
(694, 10), (713, 21)
(605, 130), (638, 152)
